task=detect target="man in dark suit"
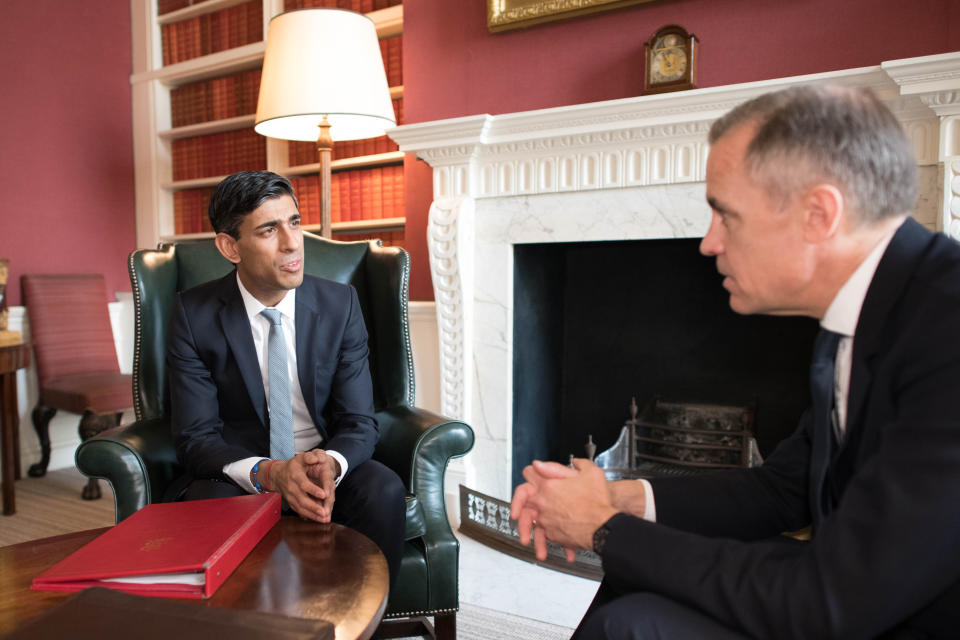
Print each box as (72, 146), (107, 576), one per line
(166, 170), (405, 587)
(511, 85), (960, 638)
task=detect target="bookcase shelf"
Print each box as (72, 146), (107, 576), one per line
(158, 0), (254, 25)
(285, 151), (405, 176)
(132, 0), (407, 248)
(162, 217), (406, 243)
(160, 114), (256, 139)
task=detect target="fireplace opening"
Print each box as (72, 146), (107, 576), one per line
(512, 238), (819, 488)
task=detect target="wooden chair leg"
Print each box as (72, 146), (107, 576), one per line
(433, 613), (455, 640)
(28, 403), (56, 477)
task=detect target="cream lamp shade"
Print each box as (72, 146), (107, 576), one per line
(254, 8), (396, 142)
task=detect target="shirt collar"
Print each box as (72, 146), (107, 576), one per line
(820, 221), (902, 337)
(236, 272), (297, 322)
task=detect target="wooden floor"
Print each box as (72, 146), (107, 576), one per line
(0, 468), (115, 547)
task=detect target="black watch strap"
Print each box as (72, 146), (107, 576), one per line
(593, 522), (612, 555)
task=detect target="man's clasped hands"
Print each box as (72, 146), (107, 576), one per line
(256, 449), (341, 523)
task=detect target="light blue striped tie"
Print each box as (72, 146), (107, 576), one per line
(261, 308), (294, 461)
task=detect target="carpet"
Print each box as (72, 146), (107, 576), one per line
(456, 603), (574, 640)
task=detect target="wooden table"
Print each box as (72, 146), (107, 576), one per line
(0, 517), (389, 640)
(0, 342), (30, 516)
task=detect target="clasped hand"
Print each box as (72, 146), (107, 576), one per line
(509, 458), (618, 562)
(268, 449), (339, 522)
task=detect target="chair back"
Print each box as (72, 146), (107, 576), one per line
(21, 274), (121, 387)
(128, 232), (414, 422)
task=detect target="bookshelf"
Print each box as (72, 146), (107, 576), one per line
(131, 0), (405, 247)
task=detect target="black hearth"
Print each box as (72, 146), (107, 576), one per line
(512, 238), (819, 488)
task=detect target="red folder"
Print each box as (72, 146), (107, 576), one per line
(31, 492), (281, 599)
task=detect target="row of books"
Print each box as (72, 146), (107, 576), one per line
(161, 0), (262, 66)
(170, 70), (261, 129)
(336, 229), (405, 247)
(160, 0), (401, 19)
(172, 180), (406, 236)
(172, 128), (267, 182)
(173, 187), (216, 235)
(282, 0), (402, 12)
(291, 164), (404, 225)
(379, 35), (403, 89)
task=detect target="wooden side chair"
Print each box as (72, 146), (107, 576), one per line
(21, 274), (132, 499)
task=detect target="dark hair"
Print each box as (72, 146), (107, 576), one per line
(709, 84), (916, 223)
(208, 171), (299, 238)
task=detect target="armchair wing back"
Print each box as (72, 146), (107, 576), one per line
(76, 233), (474, 633)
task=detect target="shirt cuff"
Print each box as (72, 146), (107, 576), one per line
(223, 456), (263, 494)
(326, 450), (348, 486)
(638, 478), (657, 522)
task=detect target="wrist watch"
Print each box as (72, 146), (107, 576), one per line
(592, 522), (612, 555)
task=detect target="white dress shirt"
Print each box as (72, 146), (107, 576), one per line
(638, 221), (902, 522)
(223, 274), (348, 492)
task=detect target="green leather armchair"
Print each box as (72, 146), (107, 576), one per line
(75, 234), (474, 639)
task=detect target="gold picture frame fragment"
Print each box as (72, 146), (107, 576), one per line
(488, 0), (658, 33)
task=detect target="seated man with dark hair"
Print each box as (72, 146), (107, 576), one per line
(512, 85), (960, 638)
(165, 170), (404, 587)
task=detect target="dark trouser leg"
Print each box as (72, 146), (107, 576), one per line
(572, 579), (749, 640)
(181, 478), (247, 501)
(331, 458), (405, 591)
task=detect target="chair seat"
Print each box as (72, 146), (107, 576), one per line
(40, 372), (133, 414)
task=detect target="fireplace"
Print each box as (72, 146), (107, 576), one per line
(389, 53), (960, 501)
(511, 238), (818, 487)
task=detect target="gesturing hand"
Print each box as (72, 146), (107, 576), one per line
(510, 461), (578, 562)
(510, 459), (617, 562)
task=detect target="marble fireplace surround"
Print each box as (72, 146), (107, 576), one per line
(389, 52), (960, 501)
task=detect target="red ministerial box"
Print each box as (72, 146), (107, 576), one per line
(32, 492), (281, 599)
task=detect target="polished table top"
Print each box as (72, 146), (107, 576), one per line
(0, 517), (389, 640)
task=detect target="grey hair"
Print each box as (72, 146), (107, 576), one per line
(708, 84), (916, 223)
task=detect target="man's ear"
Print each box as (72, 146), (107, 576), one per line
(802, 183), (844, 243)
(214, 232), (241, 264)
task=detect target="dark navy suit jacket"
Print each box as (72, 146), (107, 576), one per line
(600, 219), (960, 638)
(166, 272), (378, 483)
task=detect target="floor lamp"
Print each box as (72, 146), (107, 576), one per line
(255, 9), (396, 238)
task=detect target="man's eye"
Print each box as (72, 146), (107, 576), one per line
(290, 218), (301, 228)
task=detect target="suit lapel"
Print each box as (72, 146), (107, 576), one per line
(844, 219), (933, 441)
(217, 275), (268, 426)
(295, 279), (321, 423)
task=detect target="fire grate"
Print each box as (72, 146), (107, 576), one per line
(594, 396), (763, 480)
(458, 485), (603, 581)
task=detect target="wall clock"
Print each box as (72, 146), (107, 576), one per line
(644, 25), (698, 94)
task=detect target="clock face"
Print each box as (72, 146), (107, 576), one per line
(650, 34), (687, 84)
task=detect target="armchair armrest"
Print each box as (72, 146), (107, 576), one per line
(374, 405), (474, 611)
(75, 417), (180, 523)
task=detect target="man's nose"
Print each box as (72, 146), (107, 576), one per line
(700, 213), (724, 256)
(279, 224), (301, 250)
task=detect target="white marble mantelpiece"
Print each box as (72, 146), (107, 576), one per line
(390, 52), (960, 501)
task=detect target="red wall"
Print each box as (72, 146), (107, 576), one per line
(402, 0), (960, 300)
(0, 0), (135, 306)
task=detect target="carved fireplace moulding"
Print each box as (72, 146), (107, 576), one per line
(389, 52), (960, 499)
